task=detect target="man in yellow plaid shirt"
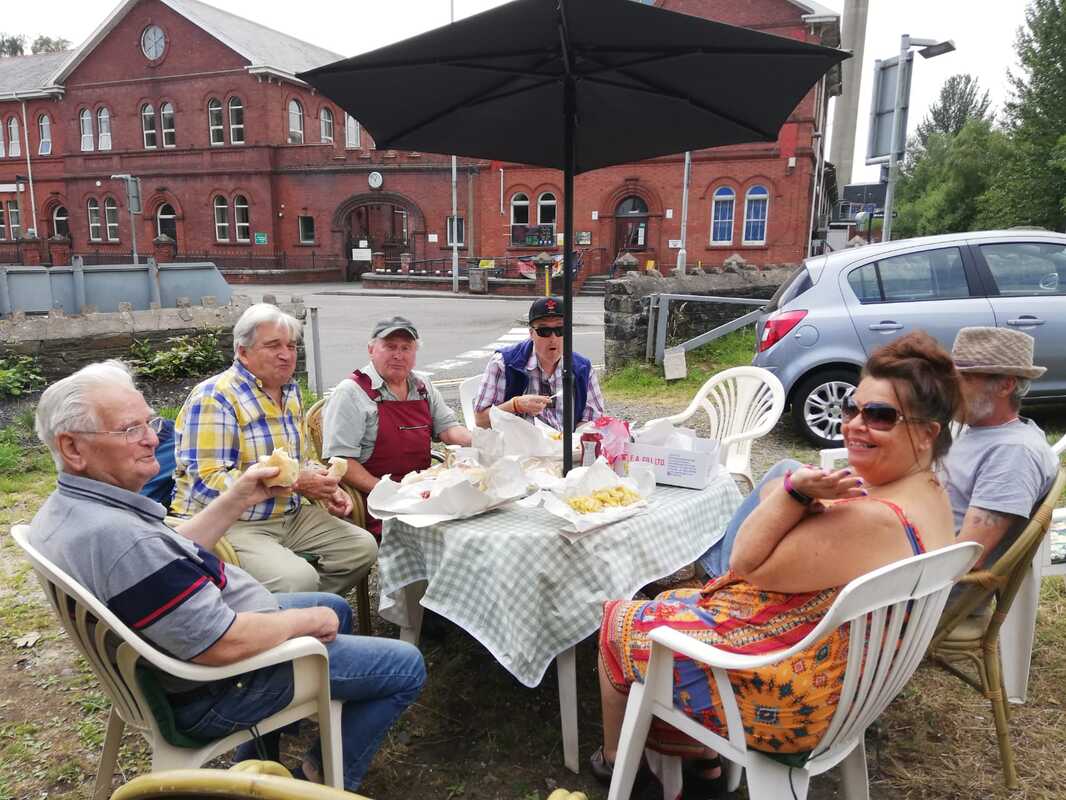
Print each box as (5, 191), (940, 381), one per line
(172, 303), (376, 594)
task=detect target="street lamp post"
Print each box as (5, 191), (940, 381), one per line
(110, 174), (142, 264)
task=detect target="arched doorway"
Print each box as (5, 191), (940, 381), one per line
(614, 195), (649, 255)
(333, 192), (425, 277)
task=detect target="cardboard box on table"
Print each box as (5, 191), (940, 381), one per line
(621, 437), (720, 489)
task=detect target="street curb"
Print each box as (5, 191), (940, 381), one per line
(312, 290), (598, 303)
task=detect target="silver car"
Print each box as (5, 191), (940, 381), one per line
(753, 230), (1066, 447)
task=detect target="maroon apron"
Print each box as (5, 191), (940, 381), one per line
(352, 369), (432, 540)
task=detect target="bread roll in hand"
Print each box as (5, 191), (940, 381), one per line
(326, 456), (347, 480)
(257, 448), (300, 488)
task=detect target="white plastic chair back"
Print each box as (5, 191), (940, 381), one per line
(607, 541), (981, 800)
(11, 525), (343, 798)
(647, 366), (784, 486)
(458, 375), (482, 430)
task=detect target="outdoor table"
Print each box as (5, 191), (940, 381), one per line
(376, 471), (744, 773)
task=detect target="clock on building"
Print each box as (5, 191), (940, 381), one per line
(141, 25), (166, 60)
(368, 171), (383, 189)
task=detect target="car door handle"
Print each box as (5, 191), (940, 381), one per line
(1006, 316), (1045, 327)
(868, 322), (903, 332)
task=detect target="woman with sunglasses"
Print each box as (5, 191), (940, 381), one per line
(592, 331), (961, 797)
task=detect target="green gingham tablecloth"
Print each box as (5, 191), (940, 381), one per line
(377, 471), (744, 687)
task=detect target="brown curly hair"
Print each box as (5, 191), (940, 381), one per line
(862, 331), (961, 462)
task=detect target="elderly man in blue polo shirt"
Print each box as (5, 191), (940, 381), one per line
(27, 360), (424, 792)
(473, 296), (605, 430)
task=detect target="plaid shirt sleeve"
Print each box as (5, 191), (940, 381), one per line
(473, 353), (507, 412)
(175, 389), (243, 508)
(581, 367), (606, 422)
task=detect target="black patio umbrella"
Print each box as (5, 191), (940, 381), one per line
(299, 0), (847, 472)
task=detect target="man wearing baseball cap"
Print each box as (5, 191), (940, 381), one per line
(321, 316), (471, 538)
(473, 296), (605, 429)
(944, 327), (1058, 568)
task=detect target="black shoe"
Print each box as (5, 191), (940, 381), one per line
(589, 746), (656, 792)
(681, 756), (729, 799)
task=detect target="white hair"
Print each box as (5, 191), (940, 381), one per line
(35, 360), (137, 470)
(233, 303), (303, 356)
(1010, 378), (1032, 408)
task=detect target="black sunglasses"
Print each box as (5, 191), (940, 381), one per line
(841, 396), (925, 431)
(533, 326), (564, 338)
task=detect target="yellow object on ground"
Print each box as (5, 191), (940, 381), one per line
(111, 763), (371, 799)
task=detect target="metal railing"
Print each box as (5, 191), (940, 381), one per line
(645, 293), (767, 365)
(169, 250), (342, 272)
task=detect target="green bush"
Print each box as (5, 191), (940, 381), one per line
(129, 329), (229, 381)
(0, 355), (45, 398)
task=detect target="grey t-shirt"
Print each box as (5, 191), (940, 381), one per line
(321, 362), (462, 462)
(939, 417), (1058, 566)
(29, 473), (277, 679)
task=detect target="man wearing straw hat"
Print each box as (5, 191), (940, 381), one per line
(945, 327), (1058, 567)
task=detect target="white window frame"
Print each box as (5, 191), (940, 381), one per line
(161, 102), (176, 148)
(742, 185), (769, 245)
(447, 215), (464, 247)
(344, 113), (360, 149)
(213, 196), (230, 241)
(710, 187), (735, 245)
(52, 206), (69, 238)
(208, 99), (224, 145)
(298, 215), (315, 244)
(38, 114), (52, 156)
(156, 203), (177, 239)
(104, 197), (120, 242)
(287, 100), (304, 144)
(228, 97), (244, 144)
(0, 121), (5, 158)
(0, 204), (6, 240)
(510, 192), (530, 225)
(7, 118), (20, 158)
(87, 198), (102, 242)
(6, 201), (19, 240)
(320, 108), (333, 143)
(141, 104), (158, 149)
(97, 108), (112, 151)
(537, 192), (557, 229)
(233, 195), (250, 242)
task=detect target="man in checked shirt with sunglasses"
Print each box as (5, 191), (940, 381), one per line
(473, 296), (605, 430)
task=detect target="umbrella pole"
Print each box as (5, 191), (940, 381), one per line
(562, 75), (576, 475)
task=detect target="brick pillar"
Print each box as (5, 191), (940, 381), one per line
(20, 236), (44, 266)
(153, 235), (177, 263)
(399, 252), (413, 274)
(372, 251), (385, 271)
(48, 237), (72, 267)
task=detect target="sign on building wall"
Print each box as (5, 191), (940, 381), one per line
(254, 232), (268, 245)
(351, 248), (373, 261)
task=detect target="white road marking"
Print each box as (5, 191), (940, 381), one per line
(484, 341), (510, 348)
(424, 359), (469, 371)
(507, 327), (528, 334)
(498, 334), (527, 341)
(458, 350), (494, 359)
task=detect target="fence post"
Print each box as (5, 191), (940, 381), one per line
(309, 306), (325, 397)
(655, 296), (670, 365)
(72, 256), (87, 313)
(147, 257), (162, 308)
(0, 268), (10, 316)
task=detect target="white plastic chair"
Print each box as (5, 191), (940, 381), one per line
(458, 375), (482, 430)
(606, 541), (981, 800)
(11, 525), (344, 799)
(644, 366), (785, 488)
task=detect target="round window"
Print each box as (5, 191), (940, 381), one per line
(141, 25), (166, 60)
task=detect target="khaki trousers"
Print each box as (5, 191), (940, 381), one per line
(224, 503), (377, 595)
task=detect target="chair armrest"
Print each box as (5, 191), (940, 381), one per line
(129, 636), (329, 684)
(647, 625), (825, 672)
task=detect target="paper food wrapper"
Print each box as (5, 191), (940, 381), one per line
(523, 459), (656, 538)
(366, 456), (529, 527)
(633, 418), (701, 450)
(470, 406), (562, 461)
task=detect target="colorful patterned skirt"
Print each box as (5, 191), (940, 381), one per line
(599, 573), (849, 761)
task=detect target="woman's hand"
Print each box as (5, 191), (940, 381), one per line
(789, 466), (866, 501)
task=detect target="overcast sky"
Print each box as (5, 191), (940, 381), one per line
(5, 0), (1031, 183)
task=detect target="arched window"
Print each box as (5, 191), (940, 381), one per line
(97, 108), (112, 150)
(141, 104), (157, 149)
(79, 109), (93, 151)
(0, 119), (5, 158)
(51, 206), (69, 238)
(213, 195), (230, 241)
(537, 192), (557, 228)
(208, 99), (224, 145)
(510, 192), (529, 225)
(7, 118), (20, 158)
(104, 197), (120, 241)
(233, 195), (250, 242)
(743, 185), (769, 244)
(87, 198), (102, 241)
(615, 195), (649, 250)
(710, 187), (735, 245)
(161, 102), (176, 147)
(156, 203), (177, 241)
(287, 100), (304, 144)
(320, 107), (334, 143)
(37, 115), (52, 156)
(344, 113), (359, 149)
(228, 97), (244, 144)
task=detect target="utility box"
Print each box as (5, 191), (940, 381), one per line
(468, 268), (488, 294)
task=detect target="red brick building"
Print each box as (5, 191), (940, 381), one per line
(0, 0), (840, 281)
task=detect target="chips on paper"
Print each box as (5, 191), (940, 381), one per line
(566, 485), (642, 514)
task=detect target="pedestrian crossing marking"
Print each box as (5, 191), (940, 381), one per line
(424, 359), (469, 371)
(507, 327), (529, 334)
(458, 350), (493, 359)
(498, 334), (527, 342)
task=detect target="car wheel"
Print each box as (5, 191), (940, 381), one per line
(791, 369), (859, 448)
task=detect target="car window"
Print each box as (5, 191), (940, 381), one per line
(846, 247), (968, 304)
(979, 242), (1066, 296)
(765, 265), (812, 311)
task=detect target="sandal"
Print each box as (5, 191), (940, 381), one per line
(589, 745), (655, 790)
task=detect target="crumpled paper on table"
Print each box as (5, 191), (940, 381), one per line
(471, 406), (563, 463)
(632, 418), (702, 450)
(519, 458), (657, 539)
(367, 456), (529, 527)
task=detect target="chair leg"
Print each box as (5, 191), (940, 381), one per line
(607, 684), (655, 800)
(356, 574), (372, 636)
(838, 741), (870, 800)
(93, 707), (124, 800)
(643, 751), (683, 800)
(745, 755), (810, 800)
(319, 699), (345, 790)
(985, 641), (1020, 789)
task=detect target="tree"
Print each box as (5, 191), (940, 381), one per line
(31, 35), (71, 54)
(914, 74), (993, 149)
(0, 34), (27, 57)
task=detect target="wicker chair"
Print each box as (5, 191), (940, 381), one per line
(929, 466), (1066, 789)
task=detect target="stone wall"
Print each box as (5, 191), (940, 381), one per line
(0, 295), (307, 380)
(604, 267), (794, 371)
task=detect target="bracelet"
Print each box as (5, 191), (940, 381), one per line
(512, 397), (522, 414)
(783, 470), (814, 506)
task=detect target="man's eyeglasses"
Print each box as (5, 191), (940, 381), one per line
(841, 397), (925, 431)
(533, 326), (564, 338)
(70, 416), (166, 444)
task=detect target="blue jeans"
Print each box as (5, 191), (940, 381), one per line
(172, 592), (425, 791)
(697, 459), (800, 578)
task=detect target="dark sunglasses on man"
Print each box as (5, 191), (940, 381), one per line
(841, 396), (927, 431)
(533, 326), (565, 338)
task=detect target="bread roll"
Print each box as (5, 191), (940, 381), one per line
(257, 448), (300, 487)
